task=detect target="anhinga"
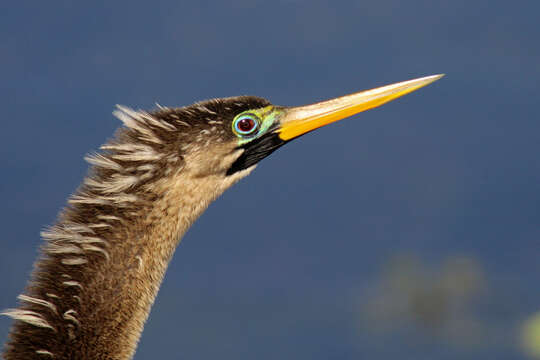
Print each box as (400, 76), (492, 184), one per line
(2, 74), (443, 359)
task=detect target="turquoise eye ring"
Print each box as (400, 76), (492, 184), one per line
(232, 113), (260, 137)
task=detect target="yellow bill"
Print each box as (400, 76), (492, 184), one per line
(278, 74), (444, 141)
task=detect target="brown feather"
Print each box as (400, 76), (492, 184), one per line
(2, 96), (269, 359)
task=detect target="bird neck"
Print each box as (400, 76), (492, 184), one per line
(2, 158), (250, 360)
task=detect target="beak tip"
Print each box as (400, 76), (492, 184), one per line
(428, 73), (445, 82)
(411, 73), (445, 89)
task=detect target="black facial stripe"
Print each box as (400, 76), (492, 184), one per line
(226, 132), (288, 175)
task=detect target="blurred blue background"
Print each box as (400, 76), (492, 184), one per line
(1, 1), (539, 359)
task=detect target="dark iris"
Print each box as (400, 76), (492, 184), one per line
(237, 117), (256, 132)
(233, 114), (260, 137)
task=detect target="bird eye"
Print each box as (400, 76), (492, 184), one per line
(232, 114), (259, 137)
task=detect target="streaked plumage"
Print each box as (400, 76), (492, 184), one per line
(1, 75), (442, 359)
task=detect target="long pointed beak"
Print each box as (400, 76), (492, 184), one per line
(277, 74), (444, 141)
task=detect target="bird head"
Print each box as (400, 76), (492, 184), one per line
(89, 74), (442, 206)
